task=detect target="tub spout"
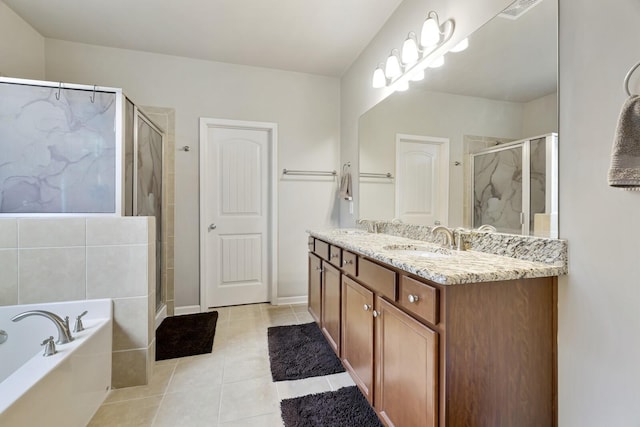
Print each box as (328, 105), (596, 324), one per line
(11, 310), (74, 345)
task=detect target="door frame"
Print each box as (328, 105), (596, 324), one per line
(395, 133), (450, 225)
(199, 118), (278, 312)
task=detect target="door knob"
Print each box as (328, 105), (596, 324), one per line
(208, 223), (217, 231)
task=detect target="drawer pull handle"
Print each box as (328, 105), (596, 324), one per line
(372, 310), (380, 318)
(408, 294), (420, 303)
(363, 304), (372, 312)
(343, 259), (353, 265)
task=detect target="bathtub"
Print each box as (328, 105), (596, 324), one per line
(0, 299), (112, 426)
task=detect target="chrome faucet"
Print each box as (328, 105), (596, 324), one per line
(432, 225), (455, 249)
(477, 224), (497, 233)
(12, 310), (74, 344)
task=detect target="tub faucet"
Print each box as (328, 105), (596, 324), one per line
(11, 310), (74, 344)
(432, 225), (455, 249)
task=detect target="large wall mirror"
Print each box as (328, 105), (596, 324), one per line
(359, 0), (558, 237)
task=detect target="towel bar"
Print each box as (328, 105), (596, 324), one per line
(624, 60), (640, 96)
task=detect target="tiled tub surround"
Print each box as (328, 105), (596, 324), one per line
(309, 226), (567, 285)
(0, 216), (156, 388)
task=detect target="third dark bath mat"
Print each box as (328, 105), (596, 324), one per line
(156, 311), (219, 361)
(267, 322), (345, 381)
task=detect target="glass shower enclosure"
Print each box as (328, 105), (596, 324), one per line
(0, 77), (165, 312)
(471, 133), (558, 238)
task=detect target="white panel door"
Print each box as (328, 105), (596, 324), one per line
(395, 135), (449, 225)
(201, 121), (273, 308)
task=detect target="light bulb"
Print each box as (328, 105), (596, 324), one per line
(396, 80), (409, 92)
(428, 55), (445, 68)
(409, 69), (425, 82)
(372, 66), (386, 88)
(450, 38), (468, 53)
(385, 50), (402, 79)
(401, 33), (419, 66)
(420, 12), (441, 48)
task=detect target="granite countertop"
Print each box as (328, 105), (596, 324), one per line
(308, 229), (566, 285)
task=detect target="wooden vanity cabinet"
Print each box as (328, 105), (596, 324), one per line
(321, 261), (341, 355)
(341, 276), (375, 403)
(308, 252), (322, 324)
(375, 298), (438, 427)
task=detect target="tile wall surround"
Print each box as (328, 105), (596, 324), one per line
(0, 216), (156, 388)
(355, 219), (567, 268)
(142, 106), (176, 317)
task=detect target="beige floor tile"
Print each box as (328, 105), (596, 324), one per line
(294, 311), (315, 323)
(167, 354), (225, 393)
(153, 384), (222, 427)
(219, 376), (279, 423)
(290, 304), (309, 314)
(223, 348), (272, 383)
(326, 372), (356, 390)
(105, 363), (176, 403)
(263, 313), (299, 327)
(275, 376), (332, 400)
(262, 305), (294, 316)
(88, 396), (162, 427)
(219, 412), (284, 427)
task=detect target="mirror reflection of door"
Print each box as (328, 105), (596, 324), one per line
(395, 134), (449, 225)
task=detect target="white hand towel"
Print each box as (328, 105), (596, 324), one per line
(608, 95), (640, 190)
(340, 171), (352, 200)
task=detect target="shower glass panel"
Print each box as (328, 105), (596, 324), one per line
(134, 109), (164, 312)
(124, 99), (135, 216)
(472, 145), (524, 234)
(530, 137), (546, 235)
(0, 81), (118, 213)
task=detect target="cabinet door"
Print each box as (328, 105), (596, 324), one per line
(341, 276), (375, 403)
(375, 298), (438, 427)
(321, 262), (341, 355)
(308, 252), (322, 324)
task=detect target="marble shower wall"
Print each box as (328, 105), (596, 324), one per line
(0, 82), (117, 213)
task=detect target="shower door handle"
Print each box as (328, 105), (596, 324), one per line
(208, 223), (217, 231)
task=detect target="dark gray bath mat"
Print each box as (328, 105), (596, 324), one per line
(281, 386), (383, 427)
(156, 311), (218, 360)
(267, 322), (345, 381)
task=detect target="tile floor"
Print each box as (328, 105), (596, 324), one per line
(88, 303), (355, 426)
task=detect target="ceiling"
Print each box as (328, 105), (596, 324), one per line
(3, 0), (403, 77)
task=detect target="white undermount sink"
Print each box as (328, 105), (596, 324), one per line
(382, 244), (453, 259)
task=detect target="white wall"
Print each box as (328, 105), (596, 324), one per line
(0, 1), (45, 79)
(522, 92), (558, 136)
(558, 0), (640, 425)
(339, 0), (513, 227)
(44, 39), (341, 307)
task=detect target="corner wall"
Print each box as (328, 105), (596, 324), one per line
(0, 217), (156, 388)
(0, 1), (44, 79)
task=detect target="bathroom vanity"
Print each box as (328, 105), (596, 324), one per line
(307, 228), (565, 427)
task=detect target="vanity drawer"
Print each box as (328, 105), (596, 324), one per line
(314, 240), (330, 261)
(358, 258), (397, 300)
(399, 276), (439, 325)
(308, 236), (315, 252)
(329, 245), (342, 267)
(341, 250), (358, 277)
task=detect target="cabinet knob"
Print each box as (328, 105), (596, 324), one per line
(408, 294), (420, 303)
(372, 310), (380, 318)
(343, 259), (353, 265)
(315, 267), (324, 272)
(363, 304), (372, 311)
(331, 253), (339, 259)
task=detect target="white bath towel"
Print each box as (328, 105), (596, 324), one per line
(608, 95), (640, 190)
(340, 171), (352, 200)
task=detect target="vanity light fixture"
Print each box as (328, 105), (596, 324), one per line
(372, 64), (386, 88)
(371, 10), (461, 91)
(420, 11), (442, 48)
(401, 32), (420, 66)
(385, 49), (402, 79)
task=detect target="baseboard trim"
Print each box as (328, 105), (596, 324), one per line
(174, 305), (202, 316)
(154, 304), (167, 330)
(272, 296), (308, 306)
